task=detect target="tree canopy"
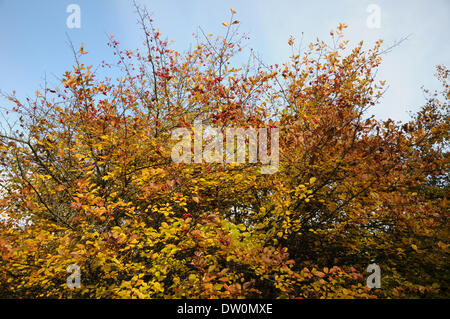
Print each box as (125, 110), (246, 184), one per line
(0, 8), (448, 298)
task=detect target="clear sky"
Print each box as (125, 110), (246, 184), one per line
(0, 0), (449, 122)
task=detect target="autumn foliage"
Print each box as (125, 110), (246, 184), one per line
(0, 8), (448, 298)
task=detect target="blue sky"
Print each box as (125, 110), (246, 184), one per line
(0, 0), (449, 122)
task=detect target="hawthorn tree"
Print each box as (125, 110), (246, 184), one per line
(0, 7), (448, 298)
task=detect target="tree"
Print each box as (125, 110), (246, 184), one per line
(0, 7), (448, 298)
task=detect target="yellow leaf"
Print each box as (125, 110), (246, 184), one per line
(337, 23), (348, 31)
(80, 43), (88, 55)
(222, 21), (230, 27)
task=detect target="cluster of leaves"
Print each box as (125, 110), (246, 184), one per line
(0, 7), (448, 298)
